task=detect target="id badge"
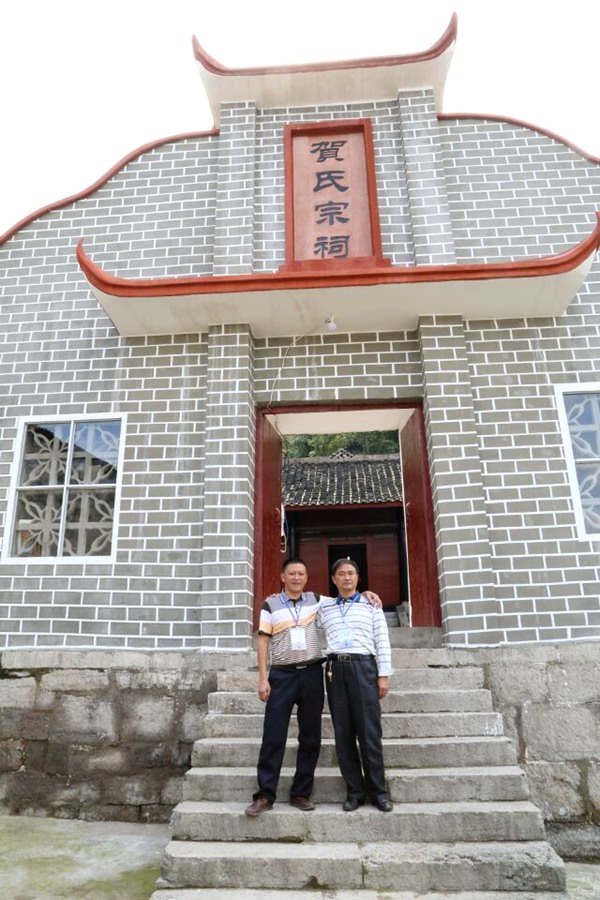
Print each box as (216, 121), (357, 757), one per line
(338, 626), (354, 648)
(290, 627), (307, 651)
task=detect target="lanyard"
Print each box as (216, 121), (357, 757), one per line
(280, 592), (303, 627)
(336, 591), (361, 622)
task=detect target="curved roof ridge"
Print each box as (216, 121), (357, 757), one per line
(192, 14), (457, 77)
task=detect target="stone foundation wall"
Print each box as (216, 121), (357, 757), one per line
(0, 650), (250, 823)
(469, 640), (600, 859)
(1, 643), (598, 857)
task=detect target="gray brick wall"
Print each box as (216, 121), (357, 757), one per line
(465, 261), (600, 644)
(212, 104), (256, 275)
(398, 91), (455, 265)
(198, 325), (256, 650)
(0, 329), (208, 650)
(439, 118), (600, 263)
(83, 135), (219, 278)
(254, 330), (422, 405)
(418, 316), (497, 645)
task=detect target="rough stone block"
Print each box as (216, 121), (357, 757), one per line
(525, 761), (586, 821)
(39, 670), (110, 693)
(547, 823), (600, 861)
(120, 695), (175, 741)
(588, 761), (600, 816)
(522, 704), (600, 761)
(53, 696), (118, 743)
(181, 704), (206, 742)
(161, 775), (183, 805)
(486, 663), (547, 706)
(0, 679), (36, 709)
(0, 740), (24, 771)
(44, 742), (71, 776)
(0, 709), (50, 741)
(546, 662), (600, 704)
(76, 747), (130, 775)
(102, 773), (163, 806)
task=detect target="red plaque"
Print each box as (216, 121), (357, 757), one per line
(282, 120), (389, 271)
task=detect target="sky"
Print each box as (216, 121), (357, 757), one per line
(1, 0), (599, 236)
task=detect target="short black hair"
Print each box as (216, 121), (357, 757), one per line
(331, 557), (359, 576)
(281, 557), (307, 573)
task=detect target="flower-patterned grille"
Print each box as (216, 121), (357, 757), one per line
(564, 393), (600, 535)
(12, 420), (122, 558)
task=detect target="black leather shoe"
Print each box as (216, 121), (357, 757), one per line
(342, 798), (364, 812)
(373, 798), (393, 812)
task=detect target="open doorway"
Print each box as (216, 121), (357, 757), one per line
(281, 435), (407, 609)
(254, 404), (440, 629)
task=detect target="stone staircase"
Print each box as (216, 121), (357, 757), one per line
(151, 650), (568, 899)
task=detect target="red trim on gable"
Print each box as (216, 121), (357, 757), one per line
(0, 129), (220, 247)
(438, 113), (600, 165)
(192, 14), (457, 77)
(77, 214), (600, 299)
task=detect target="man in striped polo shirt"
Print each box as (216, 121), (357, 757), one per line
(245, 557), (381, 817)
(319, 557), (393, 813)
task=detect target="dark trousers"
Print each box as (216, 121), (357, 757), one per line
(326, 655), (388, 803)
(254, 662), (324, 803)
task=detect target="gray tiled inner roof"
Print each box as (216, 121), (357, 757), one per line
(283, 453), (403, 507)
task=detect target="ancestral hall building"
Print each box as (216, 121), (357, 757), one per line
(1, 17), (599, 861)
(1, 14), (600, 652)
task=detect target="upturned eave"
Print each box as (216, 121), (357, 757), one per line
(77, 215), (600, 337)
(192, 14), (457, 123)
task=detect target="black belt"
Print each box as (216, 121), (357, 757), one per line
(327, 653), (374, 663)
(270, 658), (325, 671)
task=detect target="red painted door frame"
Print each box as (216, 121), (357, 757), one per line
(400, 407), (441, 626)
(253, 402), (440, 628)
(253, 414), (283, 629)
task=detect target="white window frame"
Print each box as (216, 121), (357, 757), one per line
(2, 413), (127, 564)
(555, 382), (600, 542)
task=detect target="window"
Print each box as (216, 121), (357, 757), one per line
(6, 417), (124, 560)
(556, 385), (600, 540)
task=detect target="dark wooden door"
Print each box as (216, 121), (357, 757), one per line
(253, 414), (283, 627)
(400, 407), (441, 626)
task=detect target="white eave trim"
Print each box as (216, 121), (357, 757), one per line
(83, 251), (596, 339)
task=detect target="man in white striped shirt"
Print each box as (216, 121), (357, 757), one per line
(318, 557), (393, 813)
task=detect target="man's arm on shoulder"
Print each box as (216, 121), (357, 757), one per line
(257, 632), (271, 703)
(373, 607), (393, 680)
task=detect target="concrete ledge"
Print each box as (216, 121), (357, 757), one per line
(0, 649), (254, 671)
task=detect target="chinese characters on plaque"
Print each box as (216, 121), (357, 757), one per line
(286, 122), (385, 269)
(311, 139), (350, 259)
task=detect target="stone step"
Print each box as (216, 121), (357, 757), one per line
(192, 736), (518, 769)
(198, 710), (504, 740)
(158, 840), (566, 893)
(170, 800), (545, 843)
(152, 891), (569, 900)
(208, 688), (494, 715)
(182, 765), (530, 804)
(216, 666), (485, 693)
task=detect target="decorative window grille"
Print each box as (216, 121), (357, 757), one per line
(9, 419), (123, 559)
(556, 387), (600, 539)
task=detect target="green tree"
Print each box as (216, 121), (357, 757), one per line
(283, 431), (399, 458)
